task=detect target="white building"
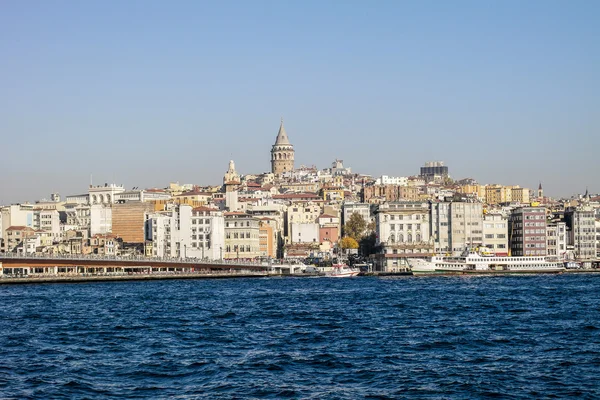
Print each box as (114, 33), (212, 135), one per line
(547, 221), (567, 259)
(146, 204), (225, 260)
(290, 223), (320, 244)
(375, 175), (408, 186)
(1, 204), (34, 238)
(115, 189), (171, 203)
(89, 184), (125, 205)
(34, 209), (61, 241)
(430, 202), (483, 255)
(90, 204), (112, 236)
(374, 202), (433, 271)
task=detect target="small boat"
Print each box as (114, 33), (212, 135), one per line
(326, 263), (360, 278)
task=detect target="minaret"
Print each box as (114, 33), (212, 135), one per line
(538, 182), (543, 199)
(223, 160), (240, 211)
(271, 118), (295, 175)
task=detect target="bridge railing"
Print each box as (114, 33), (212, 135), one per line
(0, 252), (270, 267)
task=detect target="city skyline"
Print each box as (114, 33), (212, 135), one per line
(1, 1), (598, 203)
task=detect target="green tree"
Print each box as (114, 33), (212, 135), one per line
(344, 212), (367, 242)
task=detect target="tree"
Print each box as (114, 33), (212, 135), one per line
(340, 236), (359, 251)
(344, 212), (367, 242)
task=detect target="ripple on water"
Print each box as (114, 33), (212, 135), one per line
(1, 276), (600, 398)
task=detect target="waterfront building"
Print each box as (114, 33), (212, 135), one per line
(564, 205), (596, 261)
(546, 221), (567, 258)
(146, 204), (225, 260)
(509, 207), (547, 256)
(271, 119), (295, 175)
(90, 234), (121, 255)
(430, 202), (484, 255)
(224, 212), (260, 259)
(374, 202), (433, 272)
(482, 213), (509, 256)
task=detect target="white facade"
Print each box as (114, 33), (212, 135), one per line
(146, 204), (225, 260)
(89, 184), (125, 205)
(375, 175), (408, 186)
(115, 190), (171, 203)
(343, 202), (371, 227)
(1, 204), (34, 238)
(64, 204), (91, 233)
(90, 204), (113, 236)
(430, 202), (483, 255)
(547, 221), (567, 258)
(290, 223), (320, 244)
(65, 194), (89, 205)
(35, 209), (61, 240)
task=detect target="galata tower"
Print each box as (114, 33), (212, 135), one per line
(271, 119), (295, 175)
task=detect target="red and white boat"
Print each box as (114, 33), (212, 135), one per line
(326, 263), (360, 278)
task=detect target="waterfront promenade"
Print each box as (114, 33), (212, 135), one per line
(0, 253), (303, 284)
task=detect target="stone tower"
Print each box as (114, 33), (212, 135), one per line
(271, 119), (294, 175)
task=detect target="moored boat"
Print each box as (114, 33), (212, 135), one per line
(407, 248), (565, 275)
(325, 263), (360, 278)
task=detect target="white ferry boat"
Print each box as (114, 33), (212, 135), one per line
(325, 263), (360, 278)
(408, 249), (565, 275)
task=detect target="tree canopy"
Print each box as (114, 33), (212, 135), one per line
(340, 236), (359, 250)
(344, 212), (367, 242)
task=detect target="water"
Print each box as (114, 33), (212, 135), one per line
(1, 275), (600, 399)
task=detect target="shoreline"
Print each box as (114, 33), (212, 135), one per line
(2, 269), (600, 284)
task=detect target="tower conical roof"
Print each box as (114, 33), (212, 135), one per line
(274, 119), (291, 145)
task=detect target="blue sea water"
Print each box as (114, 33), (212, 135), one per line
(1, 275), (600, 399)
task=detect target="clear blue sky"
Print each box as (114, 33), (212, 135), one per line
(1, 0), (598, 204)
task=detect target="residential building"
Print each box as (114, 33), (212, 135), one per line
(3, 226), (36, 253)
(430, 202), (484, 255)
(259, 220), (275, 258)
(90, 204), (112, 236)
(564, 205), (596, 261)
(286, 202), (322, 242)
(482, 213), (509, 256)
(546, 221), (567, 258)
(146, 204), (225, 259)
(318, 213), (340, 244)
(509, 207), (547, 256)
(224, 212), (260, 259)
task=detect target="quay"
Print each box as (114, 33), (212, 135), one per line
(0, 253), (304, 284)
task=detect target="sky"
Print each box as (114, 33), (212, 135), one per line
(1, 0), (598, 204)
